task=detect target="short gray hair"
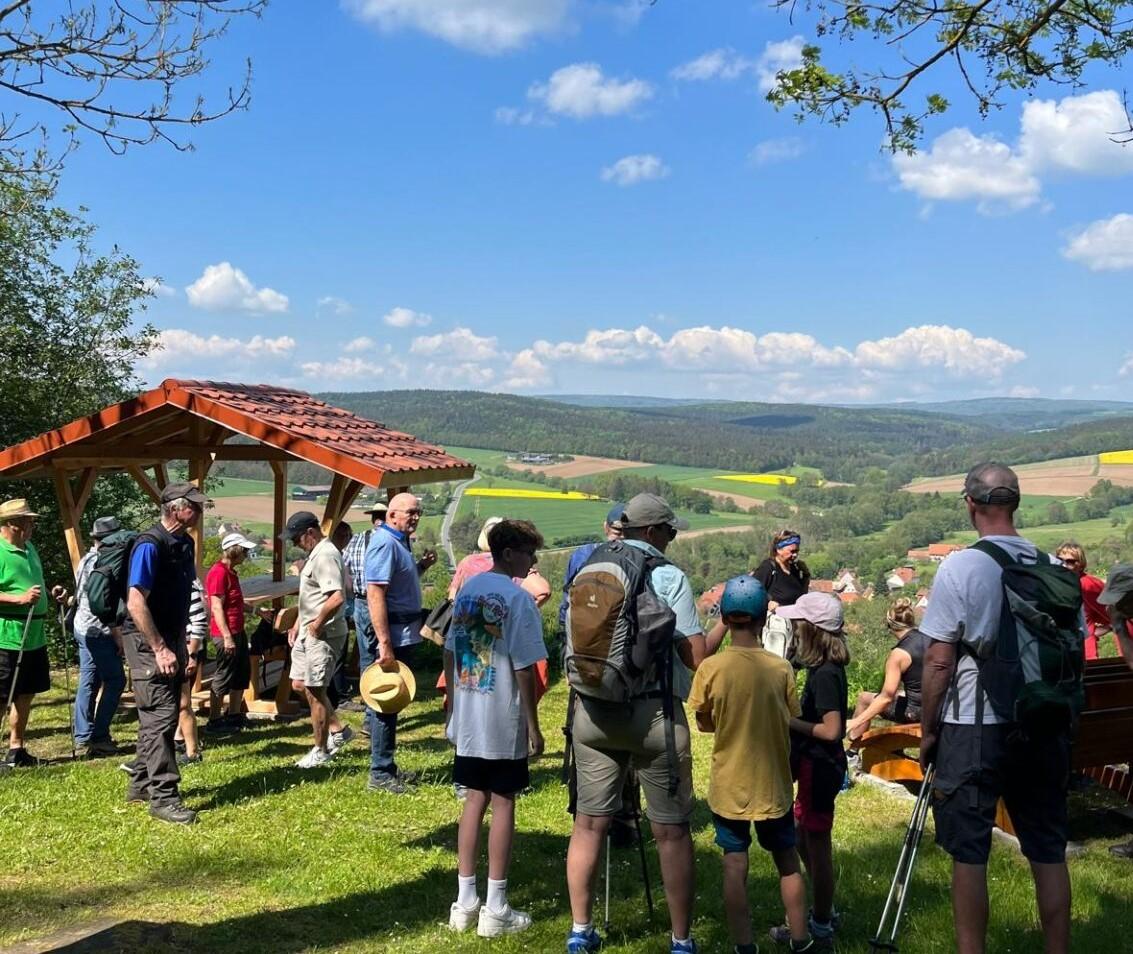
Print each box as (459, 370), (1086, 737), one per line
(162, 497), (191, 516)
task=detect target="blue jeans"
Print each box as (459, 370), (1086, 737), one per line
(73, 630), (126, 745)
(369, 642), (417, 781)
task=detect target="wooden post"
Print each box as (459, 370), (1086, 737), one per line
(52, 468), (85, 575)
(321, 474), (363, 535)
(188, 456), (211, 577)
(271, 461), (287, 584)
(126, 465), (164, 506)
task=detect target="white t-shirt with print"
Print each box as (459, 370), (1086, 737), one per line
(920, 534), (1054, 725)
(445, 571), (548, 760)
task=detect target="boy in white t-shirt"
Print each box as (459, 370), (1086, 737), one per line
(444, 519), (547, 938)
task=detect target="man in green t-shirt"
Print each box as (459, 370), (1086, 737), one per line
(0, 498), (63, 768)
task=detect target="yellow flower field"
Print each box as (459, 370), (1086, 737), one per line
(714, 473), (799, 485)
(1099, 450), (1133, 465)
(464, 488), (603, 500)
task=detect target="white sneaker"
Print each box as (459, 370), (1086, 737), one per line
(477, 904), (532, 938)
(296, 746), (331, 769)
(328, 725), (355, 754)
(448, 900), (481, 932)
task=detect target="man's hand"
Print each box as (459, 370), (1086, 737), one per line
(223, 636), (237, 656)
(186, 653), (199, 677)
(19, 585), (42, 606)
(154, 645), (178, 677)
(51, 585), (68, 604)
(418, 549), (438, 572)
(288, 626), (298, 648)
(528, 727), (545, 758)
(304, 622), (322, 641)
(377, 641), (396, 670)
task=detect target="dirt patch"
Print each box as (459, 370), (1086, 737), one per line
(706, 491), (766, 510)
(507, 455), (648, 479)
(906, 455), (1133, 498)
(680, 524), (755, 541)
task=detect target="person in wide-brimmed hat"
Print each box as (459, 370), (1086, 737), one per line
(0, 498), (65, 769)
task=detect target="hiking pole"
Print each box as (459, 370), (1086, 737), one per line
(57, 601), (77, 760)
(633, 809), (655, 919)
(0, 604), (37, 774)
(869, 764), (936, 952)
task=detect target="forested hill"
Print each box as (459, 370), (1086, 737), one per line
(318, 390), (994, 481)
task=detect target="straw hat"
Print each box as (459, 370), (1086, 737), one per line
(0, 499), (38, 521)
(360, 661), (417, 715)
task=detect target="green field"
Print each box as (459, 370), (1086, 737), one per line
(944, 506), (1133, 550)
(2, 671), (1130, 953)
(211, 477), (274, 497)
(625, 465), (796, 502)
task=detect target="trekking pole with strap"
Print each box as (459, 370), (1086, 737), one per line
(57, 601), (77, 760)
(869, 763), (936, 953)
(0, 604), (37, 771)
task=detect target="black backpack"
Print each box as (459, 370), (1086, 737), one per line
(86, 529), (148, 625)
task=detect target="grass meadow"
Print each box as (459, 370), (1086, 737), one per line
(2, 656), (1131, 953)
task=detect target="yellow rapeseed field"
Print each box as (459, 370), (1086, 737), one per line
(464, 488), (603, 500)
(715, 473), (799, 485)
(1099, 450), (1133, 465)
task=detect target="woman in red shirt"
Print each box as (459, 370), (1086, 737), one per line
(1057, 541), (1123, 660)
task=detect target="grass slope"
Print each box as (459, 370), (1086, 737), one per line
(2, 670), (1130, 952)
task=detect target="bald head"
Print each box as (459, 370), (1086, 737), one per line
(386, 493), (422, 533)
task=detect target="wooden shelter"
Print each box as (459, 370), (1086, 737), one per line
(0, 378), (475, 577)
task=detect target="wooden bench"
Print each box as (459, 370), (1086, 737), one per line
(851, 657), (1133, 835)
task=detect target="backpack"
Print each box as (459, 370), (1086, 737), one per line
(564, 540), (677, 703)
(86, 529), (142, 625)
(968, 540), (1086, 736)
(762, 613), (794, 660)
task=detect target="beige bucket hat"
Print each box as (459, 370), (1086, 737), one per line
(360, 661), (417, 715)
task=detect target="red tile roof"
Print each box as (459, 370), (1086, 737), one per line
(0, 378), (474, 487)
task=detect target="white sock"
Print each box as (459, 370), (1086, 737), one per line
(673, 935), (692, 945)
(457, 874), (478, 909)
(573, 922), (593, 935)
(486, 877), (508, 912)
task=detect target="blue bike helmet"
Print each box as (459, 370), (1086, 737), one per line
(720, 575), (768, 620)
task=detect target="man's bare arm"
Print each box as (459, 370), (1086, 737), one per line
(919, 638), (958, 768)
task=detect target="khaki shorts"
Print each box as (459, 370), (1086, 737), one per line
(572, 695), (693, 825)
(290, 632), (346, 689)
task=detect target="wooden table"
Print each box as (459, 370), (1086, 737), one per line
(239, 575), (300, 603)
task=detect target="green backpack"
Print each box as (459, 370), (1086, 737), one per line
(971, 540), (1085, 736)
(86, 529), (141, 625)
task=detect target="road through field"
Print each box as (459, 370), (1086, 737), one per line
(441, 473), (479, 568)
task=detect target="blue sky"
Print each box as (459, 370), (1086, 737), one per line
(50, 0), (1133, 403)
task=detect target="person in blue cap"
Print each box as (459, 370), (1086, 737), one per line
(688, 576), (816, 953)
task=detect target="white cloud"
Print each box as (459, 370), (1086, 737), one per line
(1120, 355), (1133, 377)
(141, 277), (176, 298)
(426, 362), (497, 388)
(1062, 213), (1133, 271)
(343, 336), (377, 353)
(749, 137), (805, 166)
(495, 106), (540, 126)
(671, 48), (752, 82)
(342, 0), (570, 54)
(892, 128), (1041, 212)
(502, 349), (551, 389)
(853, 325), (1025, 377)
(600, 154), (670, 186)
(144, 329), (296, 368)
(410, 327), (499, 361)
(383, 306), (432, 328)
(533, 325), (664, 365)
(317, 295), (354, 316)
(756, 36), (804, 93)
(1009, 385), (1041, 398)
(528, 63), (653, 119)
(185, 262), (289, 314)
(1019, 91), (1133, 176)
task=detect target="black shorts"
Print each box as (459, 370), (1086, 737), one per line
(932, 722), (1070, 865)
(211, 631), (251, 694)
(881, 695), (920, 724)
(713, 811), (797, 854)
(0, 645), (51, 699)
(453, 755), (529, 796)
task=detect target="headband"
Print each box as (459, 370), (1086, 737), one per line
(776, 535), (801, 551)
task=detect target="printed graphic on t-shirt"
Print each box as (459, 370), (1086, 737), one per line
(453, 591), (509, 693)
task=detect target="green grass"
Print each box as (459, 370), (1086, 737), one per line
(3, 669), (1131, 952)
(211, 478), (275, 497)
(943, 513), (1132, 550)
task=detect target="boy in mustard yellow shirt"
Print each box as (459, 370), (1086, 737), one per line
(688, 576), (816, 954)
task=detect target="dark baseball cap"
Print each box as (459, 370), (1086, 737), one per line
(617, 493), (690, 531)
(161, 481), (208, 507)
(1099, 564), (1133, 605)
(605, 502), (625, 525)
(962, 462), (1020, 505)
(281, 511), (319, 542)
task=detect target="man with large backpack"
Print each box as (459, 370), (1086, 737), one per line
(121, 482), (206, 825)
(919, 463), (1081, 954)
(563, 493), (706, 954)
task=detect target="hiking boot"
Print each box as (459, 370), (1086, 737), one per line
(176, 752), (203, 767)
(477, 904), (532, 938)
(337, 699), (366, 713)
(296, 746), (331, 769)
(203, 719), (235, 735)
(808, 912), (837, 939)
(1109, 839), (1133, 859)
(328, 725), (355, 754)
(174, 738), (187, 755)
(4, 747), (43, 768)
(223, 713), (249, 730)
(448, 899), (481, 932)
(397, 768), (420, 785)
(566, 927), (603, 953)
(149, 800), (198, 825)
(86, 740), (120, 758)
(670, 938), (698, 954)
(367, 774), (409, 794)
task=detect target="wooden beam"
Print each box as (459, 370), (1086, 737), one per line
(73, 467), (98, 516)
(52, 468), (85, 574)
(321, 475), (363, 534)
(271, 461), (287, 585)
(126, 465), (163, 506)
(151, 463), (169, 490)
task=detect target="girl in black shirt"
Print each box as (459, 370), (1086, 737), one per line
(752, 528), (811, 609)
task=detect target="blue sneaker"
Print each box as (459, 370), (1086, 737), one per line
(567, 927), (602, 953)
(671, 938), (698, 953)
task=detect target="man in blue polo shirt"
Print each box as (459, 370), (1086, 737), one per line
(364, 491), (436, 793)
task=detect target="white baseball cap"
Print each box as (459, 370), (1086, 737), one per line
(221, 531), (257, 551)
